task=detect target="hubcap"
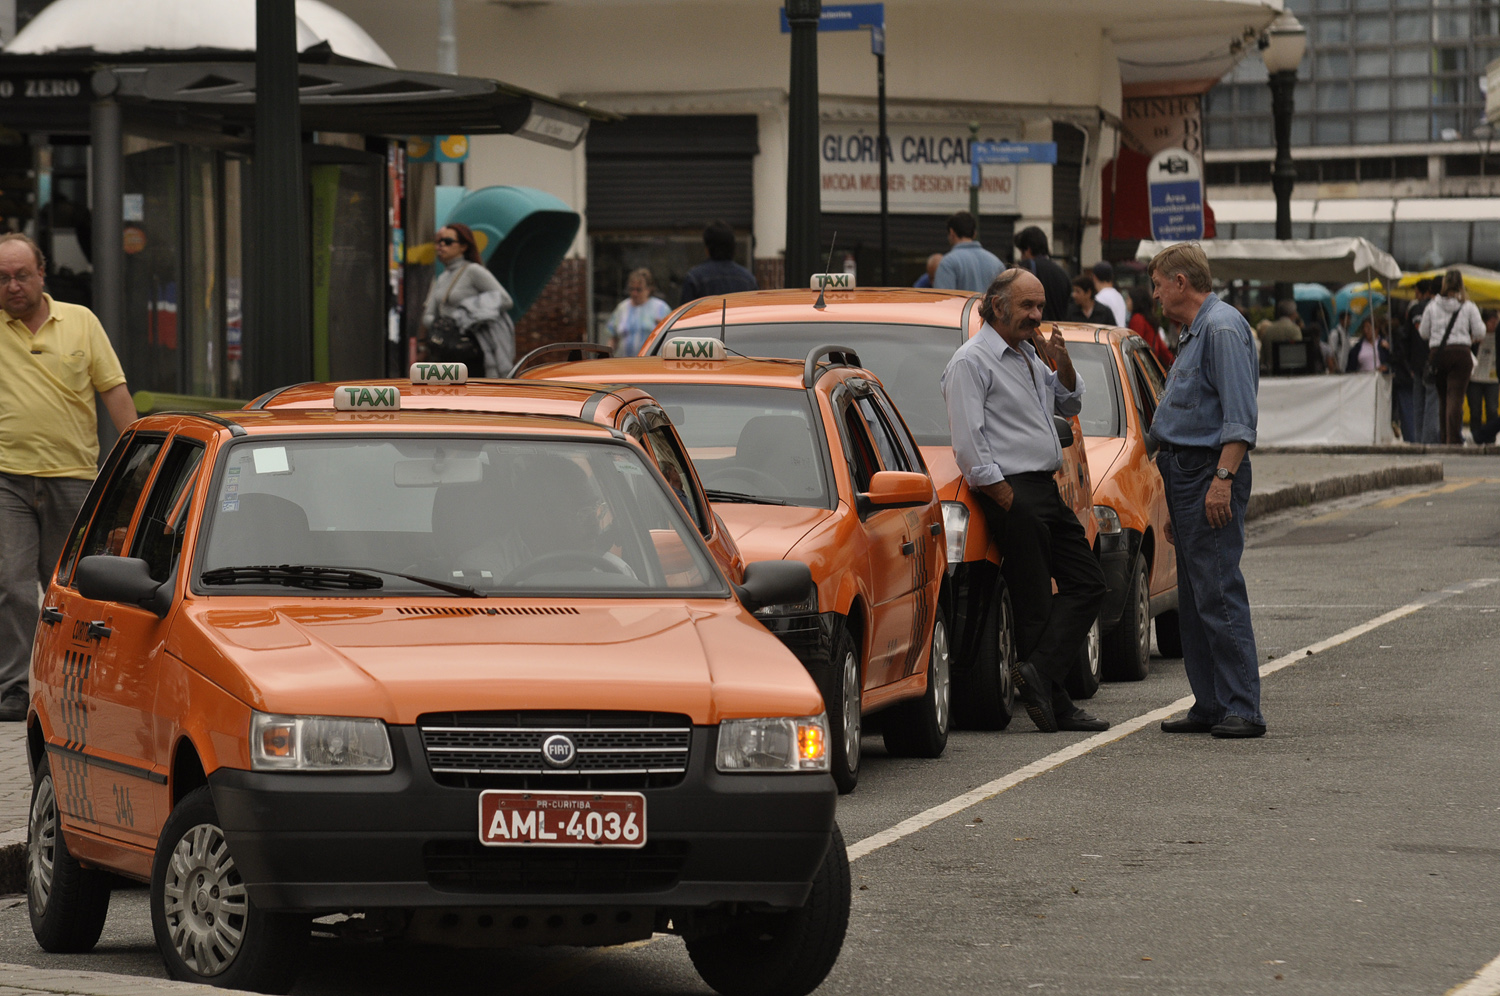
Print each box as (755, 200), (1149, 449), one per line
(1086, 619), (1101, 679)
(27, 775), (57, 914)
(997, 592), (1016, 701)
(161, 823), (248, 977)
(1135, 574), (1151, 663)
(931, 619), (951, 734)
(841, 649), (861, 772)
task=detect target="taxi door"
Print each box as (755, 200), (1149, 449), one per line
(48, 432), (175, 847)
(833, 387), (916, 690)
(1121, 340), (1177, 597)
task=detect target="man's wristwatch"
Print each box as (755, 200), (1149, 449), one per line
(1214, 467), (1235, 481)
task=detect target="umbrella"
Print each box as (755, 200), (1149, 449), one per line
(1391, 264), (1500, 308)
(1293, 283), (1334, 331)
(1335, 280), (1384, 317)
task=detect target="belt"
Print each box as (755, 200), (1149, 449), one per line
(1155, 442), (1215, 454)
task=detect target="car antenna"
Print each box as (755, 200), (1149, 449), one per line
(719, 298), (727, 345)
(813, 231), (837, 311)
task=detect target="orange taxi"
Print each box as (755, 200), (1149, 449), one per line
(521, 342), (948, 795)
(1060, 326), (1180, 678)
(24, 404), (847, 995)
(634, 289), (1102, 718)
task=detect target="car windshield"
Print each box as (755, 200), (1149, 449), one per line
(197, 436), (725, 597)
(669, 323), (962, 446)
(1064, 341), (1122, 437)
(632, 384), (832, 508)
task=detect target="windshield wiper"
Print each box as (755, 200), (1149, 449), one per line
(202, 564), (483, 598)
(705, 489), (791, 506)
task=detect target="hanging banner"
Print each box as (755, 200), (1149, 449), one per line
(821, 123), (1020, 214)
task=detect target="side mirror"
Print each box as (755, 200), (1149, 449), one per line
(734, 560), (814, 614)
(1053, 415), (1075, 449)
(75, 556), (170, 618)
(859, 471), (934, 512)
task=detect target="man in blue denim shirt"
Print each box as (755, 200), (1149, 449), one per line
(1147, 243), (1265, 739)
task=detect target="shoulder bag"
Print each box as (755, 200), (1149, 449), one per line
(1422, 307), (1461, 385)
(427, 263), (486, 369)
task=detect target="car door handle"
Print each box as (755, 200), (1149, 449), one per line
(40, 606), (63, 625)
(901, 541), (915, 556)
(86, 621), (112, 641)
(929, 523), (942, 537)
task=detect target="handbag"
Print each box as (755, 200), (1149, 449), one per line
(1422, 308), (1461, 386)
(426, 264), (486, 369)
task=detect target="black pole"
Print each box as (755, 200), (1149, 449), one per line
(252, 0), (310, 393)
(90, 79), (124, 455)
(875, 30), (888, 285)
(785, 0), (821, 288)
(1269, 67), (1297, 306)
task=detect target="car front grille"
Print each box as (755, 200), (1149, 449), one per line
(422, 839), (689, 894)
(417, 711), (693, 790)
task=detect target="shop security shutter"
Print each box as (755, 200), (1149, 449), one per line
(588, 116), (757, 231)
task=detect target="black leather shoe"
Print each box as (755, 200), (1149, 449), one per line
(0, 690), (27, 722)
(1009, 661), (1058, 732)
(1058, 709), (1109, 732)
(1211, 715), (1266, 739)
(1161, 716), (1214, 734)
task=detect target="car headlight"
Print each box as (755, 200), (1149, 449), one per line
(251, 712), (394, 772)
(717, 715), (829, 772)
(941, 501), (968, 564)
(753, 588), (820, 617)
(1092, 505), (1122, 535)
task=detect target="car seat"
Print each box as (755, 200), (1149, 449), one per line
(734, 415), (822, 498)
(204, 493), (310, 569)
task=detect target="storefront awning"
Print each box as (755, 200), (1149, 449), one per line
(1135, 237), (1403, 283)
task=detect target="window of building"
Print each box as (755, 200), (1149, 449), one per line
(1435, 10), (1468, 38)
(1393, 79), (1431, 108)
(1392, 221), (1469, 270)
(1316, 118), (1354, 144)
(1473, 222), (1500, 268)
(1354, 80), (1390, 109)
(1355, 114), (1392, 142)
(1240, 119), (1273, 147)
(1354, 50), (1390, 76)
(1318, 16), (1351, 43)
(1394, 13), (1431, 40)
(1318, 51), (1352, 78)
(1317, 82), (1352, 111)
(1355, 12), (1391, 41)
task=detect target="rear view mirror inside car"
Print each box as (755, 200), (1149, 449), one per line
(393, 457), (483, 487)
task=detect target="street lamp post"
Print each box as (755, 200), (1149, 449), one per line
(1262, 12), (1306, 307)
(785, 0), (822, 288)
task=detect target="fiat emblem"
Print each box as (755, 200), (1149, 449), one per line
(541, 734), (577, 769)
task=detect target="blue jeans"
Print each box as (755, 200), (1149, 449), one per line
(1393, 382), (1415, 442)
(1157, 449), (1264, 727)
(1411, 378), (1442, 444)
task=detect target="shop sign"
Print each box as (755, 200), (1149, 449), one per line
(820, 123), (1019, 214)
(0, 74), (87, 102)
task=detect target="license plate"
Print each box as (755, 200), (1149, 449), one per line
(478, 790), (646, 848)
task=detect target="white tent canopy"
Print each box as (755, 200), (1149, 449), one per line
(1134, 237), (1403, 283)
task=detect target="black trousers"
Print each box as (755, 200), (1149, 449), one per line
(976, 472), (1106, 711)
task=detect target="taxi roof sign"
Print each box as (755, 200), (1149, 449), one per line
(334, 385), (401, 411)
(809, 272), (855, 291)
(409, 361), (468, 385)
(664, 336), (727, 361)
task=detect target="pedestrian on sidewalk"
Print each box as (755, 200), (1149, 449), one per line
(1090, 261), (1128, 326)
(679, 221), (757, 305)
(606, 268), (670, 357)
(942, 267), (1109, 734)
(1013, 226), (1073, 323)
(1467, 309), (1498, 444)
(913, 252), (944, 288)
(1416, 269), (1482, 445)
(933, 211), (1003, 293)
(1405, 278), (1443, 443)
(1146, 242), (1265, 739)
(0, 233), (136, 722)
(422, 222), (515, 376)
(1066, 273), (1113, 324)
(1127, 283), (1174, 369)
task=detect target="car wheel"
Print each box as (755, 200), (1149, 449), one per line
(686, 824), (851, 996)
(1155, 608), (1183, 658)
(1065, 617), (1102, 700)
(28, 755), (111, 953)
(883, 613), (951, 758)
(815, 627), (862, 794)
(954, 581), (1017, 731)
(1102, 558), (1151, 682)
(151, 786), (307, 994)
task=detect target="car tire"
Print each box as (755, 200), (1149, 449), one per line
(686, 823), (851, 996)
(954, 581), (1017, 731)
(1065, 617), (1103, 700)
(1155, 609), (1183, 658)
(818, 627), (862, 794)
(151, 786), (307, 994)
(28, 755), (111, 954)
(882, 613), (951, 758)
(1102, 558), (1151, 682)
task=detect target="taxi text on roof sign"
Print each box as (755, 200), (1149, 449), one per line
(334, 386), (401, 411)
(409, 362), (469, 385)
(810, 272), (855, 291)
(664, 337), (727, 361)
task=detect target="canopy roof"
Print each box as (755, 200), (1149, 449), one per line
(1392, 264), (1500, 309)
(1135, 237), (1403, 283)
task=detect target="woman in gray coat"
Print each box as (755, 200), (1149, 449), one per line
(422, 222), (515, 376)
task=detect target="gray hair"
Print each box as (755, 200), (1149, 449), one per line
(978, 267), (1028, 327)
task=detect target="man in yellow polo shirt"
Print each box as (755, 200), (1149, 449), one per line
(0, 233), (136, 721)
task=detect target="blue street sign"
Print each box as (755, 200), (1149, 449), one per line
(780, 3), (885, 32)
(1148, 182), (1205, 241)
(970, 141), (1058, 165)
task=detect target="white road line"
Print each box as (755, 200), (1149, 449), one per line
(1446, 950), (1500, 996)
(847, 577), (1498, 864)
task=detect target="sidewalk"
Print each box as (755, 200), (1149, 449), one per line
(0, 448), (1462, 994)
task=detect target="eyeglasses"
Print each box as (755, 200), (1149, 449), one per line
(435, 237), (460, 247)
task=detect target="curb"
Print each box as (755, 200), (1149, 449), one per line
(1245, 461), (1445, 521)
(1, 827), (24, 897)
(1259, 444), (1500, 456)
(0, 961), (258, 995)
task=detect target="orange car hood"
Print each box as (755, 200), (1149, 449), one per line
(173, 600), (823, 726)
(921, 447), (964, 500)
(1083, 436), (1127, 486)
(712, 504), (836, 562)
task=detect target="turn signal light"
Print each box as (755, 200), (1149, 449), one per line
(798, 722), (827, 763)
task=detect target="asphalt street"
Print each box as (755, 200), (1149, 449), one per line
(2, 457), (1498, 996)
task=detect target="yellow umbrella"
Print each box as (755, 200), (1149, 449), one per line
(1392, 264), (1500, 308)
(1335, 280), (1384, 316)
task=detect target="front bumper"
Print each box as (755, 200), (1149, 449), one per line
(1094, 528), (1140, 630)
(210, 726), (836, 913)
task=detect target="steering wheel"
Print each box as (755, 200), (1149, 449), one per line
(705, 466), (784, 494)
(503, 550), (636, 585)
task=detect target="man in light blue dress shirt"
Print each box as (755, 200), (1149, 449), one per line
(934, 211), (1004, 293)
(1147, 243), (1264, 739)
(942, 268), (1109, 733)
